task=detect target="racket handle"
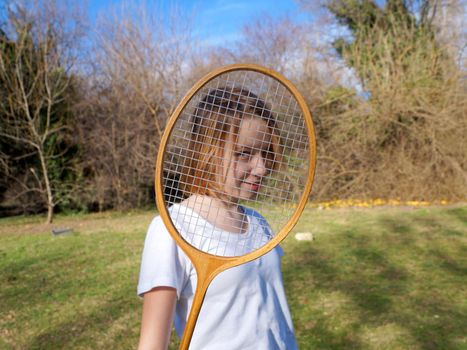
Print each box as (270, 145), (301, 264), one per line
(178, 281), (208, 349)
(179, 259), (223, 350)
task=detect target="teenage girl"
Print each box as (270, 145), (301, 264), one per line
(137, 87), (298, 350)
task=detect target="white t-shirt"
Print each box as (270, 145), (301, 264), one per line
(137, 204), (298, 350)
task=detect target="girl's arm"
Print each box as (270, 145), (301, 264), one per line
(138, 286), (177, 350)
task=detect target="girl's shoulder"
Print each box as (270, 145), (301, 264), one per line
(146, 214), (171, 237)
(147, 204), (192, 235)
(144, 215), (170, 247)
(241, 206), (272, 233)
(147, 214), (164, 229)
(241, 206), (284, 257)
(241, 206), (268, 223)
(145, 212), (184, 248)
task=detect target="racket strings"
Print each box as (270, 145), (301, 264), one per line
(163, 71), (310, 257)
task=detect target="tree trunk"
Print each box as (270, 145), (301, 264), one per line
(38, 146), (54, 224)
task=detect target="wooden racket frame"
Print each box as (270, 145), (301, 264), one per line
(155, 63), (316, 350)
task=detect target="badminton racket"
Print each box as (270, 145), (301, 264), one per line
(155, 63), (316, 349)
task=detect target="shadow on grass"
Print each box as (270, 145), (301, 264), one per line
(284, 212), (466, 349)
(1, 249), (87, 313)
(286, 246), (408, 349)
(0, 234), (142, 349)
(429, 249), (467, 277)
(445, 207), (467, 223)
(27, 295), (138, 349)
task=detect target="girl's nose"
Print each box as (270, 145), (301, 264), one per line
(251, 153), (267, 177)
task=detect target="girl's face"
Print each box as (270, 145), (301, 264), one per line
(222, 117), (272, 202)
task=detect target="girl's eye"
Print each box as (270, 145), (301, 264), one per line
(235, 150), (251, 159)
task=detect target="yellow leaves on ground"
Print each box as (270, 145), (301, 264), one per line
(312, 199), (449, 210)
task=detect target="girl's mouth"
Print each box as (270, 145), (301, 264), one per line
(245, 182), (260, 192)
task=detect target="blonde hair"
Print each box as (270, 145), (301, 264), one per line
(181, 87), (282, 199)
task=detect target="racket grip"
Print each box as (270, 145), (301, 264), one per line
(178, 259), (223, 350)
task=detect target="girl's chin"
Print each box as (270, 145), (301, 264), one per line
(222, 186), (261, 202)
(239, 190), (260, 201)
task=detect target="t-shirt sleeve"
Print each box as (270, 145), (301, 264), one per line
(276, 244), (285, 257)
(137, 216), (190, 298)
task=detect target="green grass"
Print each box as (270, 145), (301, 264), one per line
(0, 205), (466, 349)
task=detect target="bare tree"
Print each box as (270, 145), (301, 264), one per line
(76, 3), (196, 209)
(430, 0), (466, 65)
(0, 0), (85, 222)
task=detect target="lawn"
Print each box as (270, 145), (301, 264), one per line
(0, 205), (466, 349)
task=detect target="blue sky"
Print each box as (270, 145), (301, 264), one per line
(88, 0), (312, 46)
